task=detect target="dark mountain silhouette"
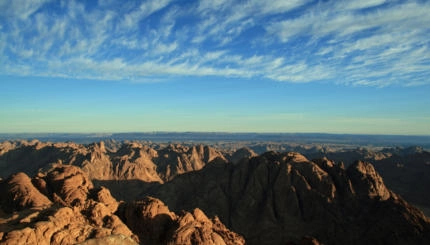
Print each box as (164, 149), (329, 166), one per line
(306, 146), (430, 215)
(145, 152), (430, 245)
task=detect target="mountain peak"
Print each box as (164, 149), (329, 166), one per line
(347, 160), (391, 200)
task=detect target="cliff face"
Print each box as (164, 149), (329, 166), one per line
(149, 152), (430, 245)
(0, 141), (226, 183)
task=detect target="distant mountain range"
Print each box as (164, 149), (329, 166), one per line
(1, 132), (430, 148)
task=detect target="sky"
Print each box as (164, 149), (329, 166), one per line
(0, 0), (429, 135)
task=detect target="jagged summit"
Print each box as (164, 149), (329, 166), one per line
(0, 141), (227, 183)
(148, 152), (430, 245)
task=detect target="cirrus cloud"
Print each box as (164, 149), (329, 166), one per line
(0, 0), (429, 86)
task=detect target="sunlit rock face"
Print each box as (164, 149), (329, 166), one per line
(0, 164), (243, 245)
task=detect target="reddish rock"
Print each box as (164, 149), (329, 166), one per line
(77, 234), (138, 245)
(347, 160), (391, 200)
(92, 186), (119, 213)
(228, 147), (257, 164)
(150, 152), (430, 245)
(0, 166), (137, 245)
(171, 208), (245, 245)
(0, 172), (52, 212)
(117, 197), (244, 245)
(45, 165), (93, 207)
(1, 140), (430, 245)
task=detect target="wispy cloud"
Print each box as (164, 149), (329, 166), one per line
(0, 0), (429, 86)
(120, 0), (172, 30)
(340, 0), (387, 11)
(0, 0), (52, 19)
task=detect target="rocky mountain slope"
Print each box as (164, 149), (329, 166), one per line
(306, 146), (430, 215)
(1, 140), (430, 244)
(2, 140), (429, 213)
(0, 140), (230, 183)
(0, 165), (244, 245)
(145, 152), (430, 244)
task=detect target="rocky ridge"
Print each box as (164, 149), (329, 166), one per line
(0, 165), (243, 245)
(0, 140), (231, 183)
(147, 152), (430, 245)
(0, 165), (136, 244)
(306, 146), (430, 215)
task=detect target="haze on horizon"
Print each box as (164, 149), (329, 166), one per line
(1, 0), (429, 135)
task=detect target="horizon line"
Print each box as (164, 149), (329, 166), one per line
(1, 131), (430, 137)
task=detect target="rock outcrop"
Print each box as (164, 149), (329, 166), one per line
(226, 147), (257, 164)
(0, 172), (52, 212)
(77, 234), (139, 245)
(307, 146), (430, 215)
(0, 165), (136, 245)
(0, 141), (227, 183)
(152, 144), (227, 181)
(347, 160), (391, 200)
(0, 164), (243, 245)
(117, 197), (244, 245)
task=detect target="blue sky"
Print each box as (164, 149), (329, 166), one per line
(0, 0), (429, 134)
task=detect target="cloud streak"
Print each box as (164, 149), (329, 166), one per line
(0, 0), (429, 86)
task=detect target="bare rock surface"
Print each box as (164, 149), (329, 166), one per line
(77, 234), (139, 245)
(1, 140), (430, 244)
(0, 172), (52, 212)
(0, 164), (243, 245)
(346, 160), (391, 200)
(117, 197), (244, 245)
(148, 151), (430, 245)
(0, 165), (136, 245)
(226, 147), (257, 164)
(307, 146), (430, 214)
(0, 141), (228, 183)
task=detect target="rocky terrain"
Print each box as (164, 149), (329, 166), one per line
(0, 140), (229, 183)
(305, 146), (430, 215)
(0, 164), (244, 245)
(146, 152), (430, 244)
(1, 140), (430, 244)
